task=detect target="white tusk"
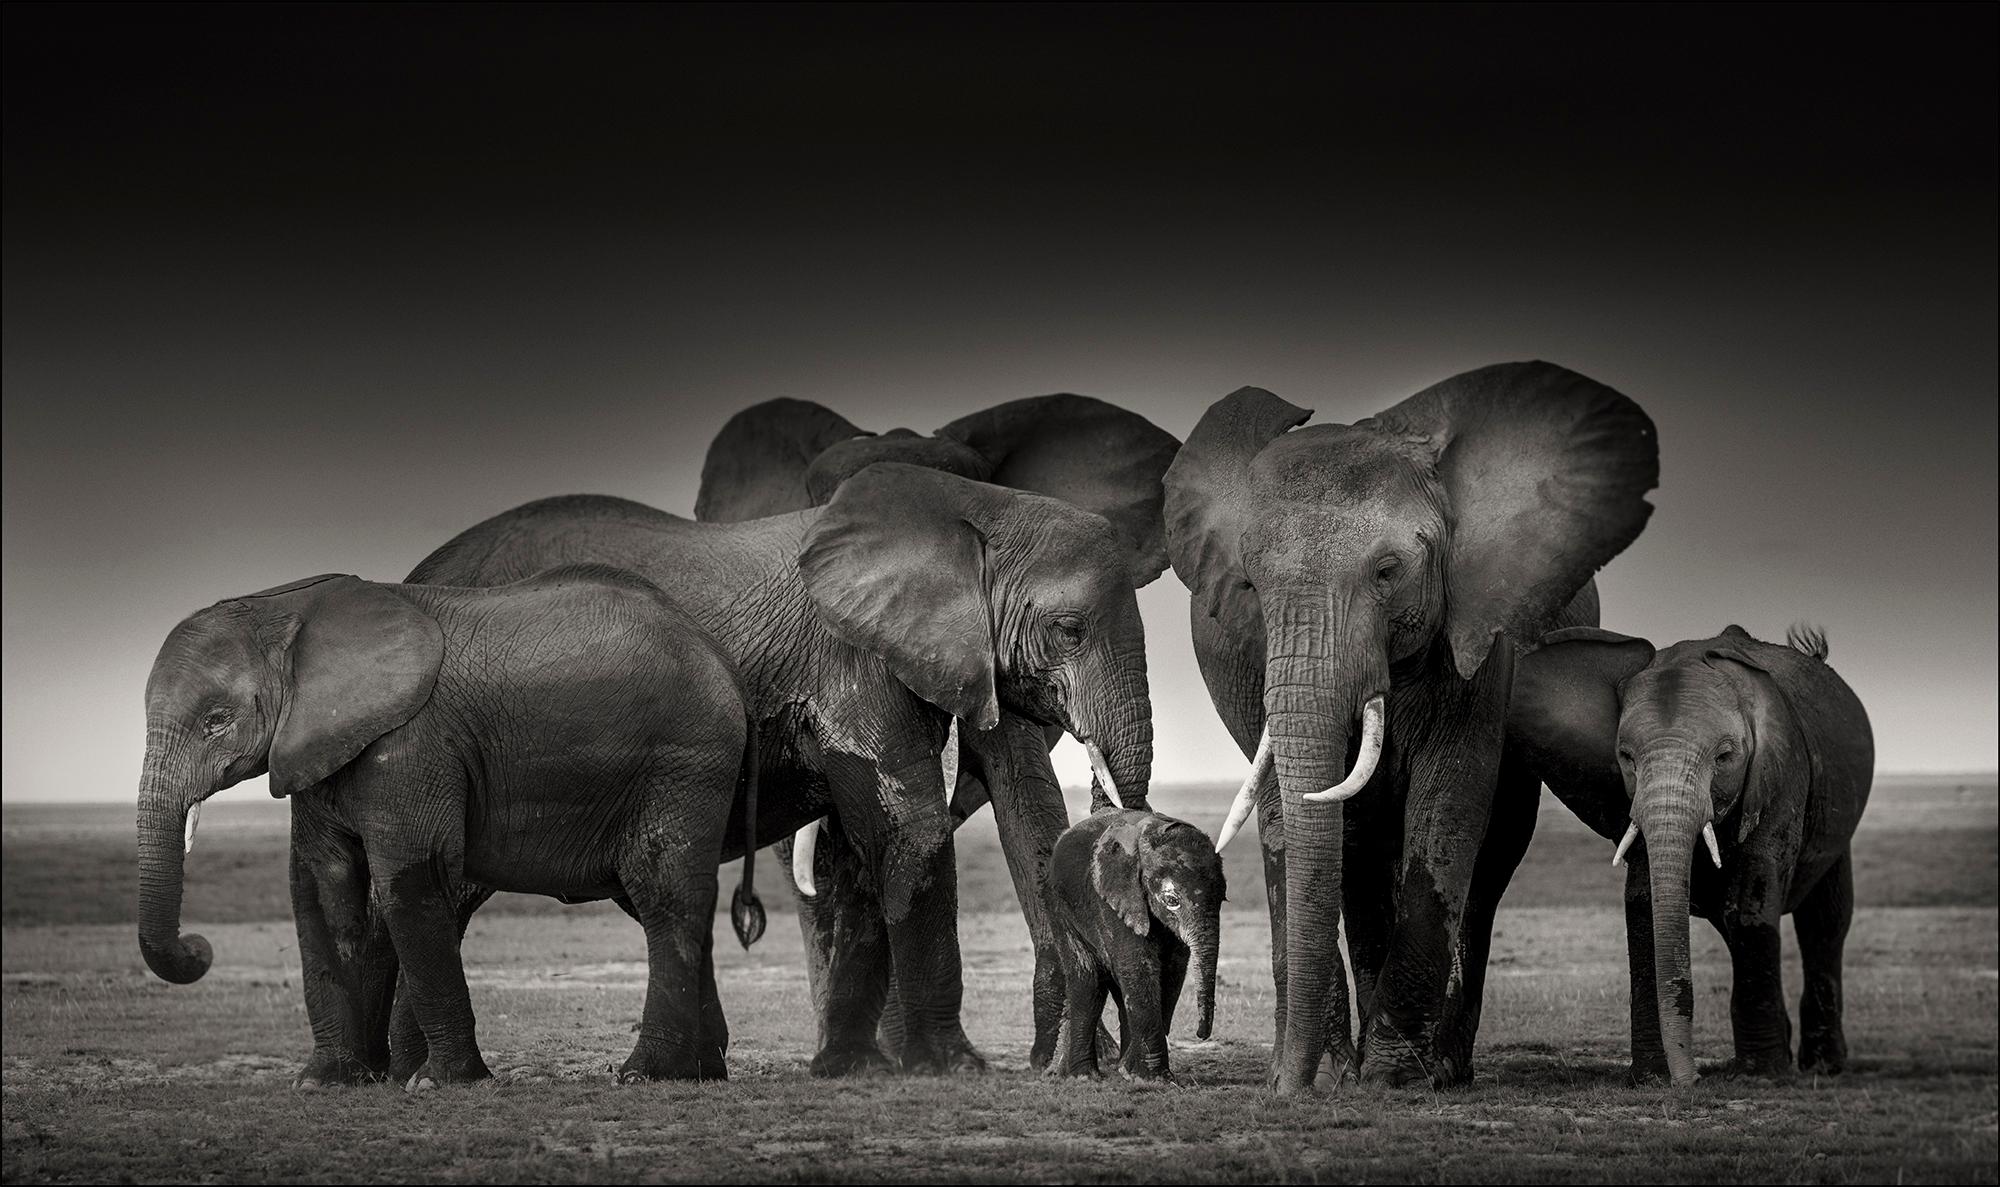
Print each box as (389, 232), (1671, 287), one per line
(791, 818), (822, 898)
(1215, 727), (1273, 852)
(1611, 821), (1640, 867)
(184, 801), (201, 855)
(939, 717), (959, 799)
(1701, 822), (1723, 869)
(1085, 740), (1124, 810)
(1303, 695), (1385, 804)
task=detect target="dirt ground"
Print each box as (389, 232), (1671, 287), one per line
(4, 779), (1995, 1183)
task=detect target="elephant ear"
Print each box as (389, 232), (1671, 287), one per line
(253, 576), (444, 796)
(805, 429), (993, 504)
(1368, 361), (1659, 678)
(1091, 813), (1150, 936)
(1508, 627), (1657, 791)
(938, 395), (1183, 588)
(798, 463), (1003, 729)
(1705, 644), (1808, 845)
(1163, 387), (1313, 635)
(695, 398), (866, 522)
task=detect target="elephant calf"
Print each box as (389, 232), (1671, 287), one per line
(135, 565), (761, 1086)
(1509, 623), (1873, 1086)
(1046, 809), (1225, 1081)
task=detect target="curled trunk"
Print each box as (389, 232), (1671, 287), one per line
(1635, 753), (1707, 1086)
(136, 744), (213, 984)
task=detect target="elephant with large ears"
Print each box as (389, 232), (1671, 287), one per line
(408, 459), (1161, 1074)
(694, 394), (1179, 1070)
(138, 567), (759, 1086)
(1165, 361), (1658, 1092)
(1507, 624), (1873, 1085)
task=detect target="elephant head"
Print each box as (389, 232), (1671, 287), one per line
(1508, 624), (1812, 1085)
(695, 393), (1182, 588)
(1165, 361), (1657, 1089)
(798, 463), (1155, 806)
(136, 575), (442, 984)
(1093, 812), (1227, 1041)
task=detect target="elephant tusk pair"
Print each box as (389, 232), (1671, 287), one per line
(1610, 820), (1724, 869)
(1213, 695), (1385, 853)
(184, 801), (201, 856)
(793, 717), (964, 898)
(1213, 729), (1272, 853)
(1084, 739), (1124, 810)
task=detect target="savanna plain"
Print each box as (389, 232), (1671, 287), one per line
(3, 778), (1994, 1184)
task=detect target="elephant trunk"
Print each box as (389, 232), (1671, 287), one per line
(136, 730), (213, 984)
(1260, 595), (1382, 1093)
(1074, 630), (1154, 814)
(1189, 920), (1220, 1041)
(1634, 748), (1708, 1087)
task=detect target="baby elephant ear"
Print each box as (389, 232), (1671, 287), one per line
(1369, 362), (1659, 678)
(1091, 814), (1151, 935)
(1508, 627), (1657, 791)
(1705, 645), (1808, 844)
(798, 464), (1002, 729)
(1163, 387), (1313, 636)
(259, 577), (444, 796)
(696, 399), (867, 522)
(938, 395), (1183, 588)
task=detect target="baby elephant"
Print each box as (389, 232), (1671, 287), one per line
(1509, 624), (1872, 1087)
(135, 565), (760, 1087)
(1046, 809), (1225, 1080)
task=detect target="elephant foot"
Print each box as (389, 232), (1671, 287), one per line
(402, 1052), (494, 1092)
(388, 1053), (427, 1087)
(1799, 1034), (1847, 1076)
(1628, 1055), (1673, 1087)
(1358, 1021), (1438, 1089)
(896, 1035), (989, 1076)
(1713, 1052), (1796, 1081)
(618, 1038), (721, 1083)
(810, 1042), (895, 1079)
(294, 1050), (386, 1089)
(1117, 1056), (1173, 1083)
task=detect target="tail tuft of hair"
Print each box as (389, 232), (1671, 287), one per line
(1786, 622), (1829, 661)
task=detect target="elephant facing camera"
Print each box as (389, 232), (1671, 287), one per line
(1045, 810), (1226, 1082)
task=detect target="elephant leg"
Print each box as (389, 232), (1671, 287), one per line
(1055, 935), (1109, 1078)
(792, 822), (897, 1078)
(1113, 959), (1171, 1081)
(389, 883), (492, 1084)
(289, 813), (394, 1087)
(960, 713), (1074, 1069)
(1360, 642), (1512, 1088)
(1794, 852), (1853, 1074)
(1341, 773), (1402, 1047)
(376, 857), (491, 1088)
(1722, 890), (1794, 1077)
(1432, 752), (1540, 1086)
(1160, 938), (1188, 1038)
(615, 819), (723, 1082)
(1621, 850), (1671, 1084)
(831, 746), (973, 1076)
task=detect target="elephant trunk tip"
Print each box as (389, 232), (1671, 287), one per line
(140, 932), (213, 985)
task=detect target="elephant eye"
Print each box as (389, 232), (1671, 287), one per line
(1715, 747), (1737, 764)
(1616, 748), (1634, 766)
(1159, 890), (1182, 911)
(201, 708), (235, 738)
(1374, 557), (1403, 585)
(1053, 617), (1086, 646)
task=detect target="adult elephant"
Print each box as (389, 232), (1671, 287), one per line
(694, 395), (1180, 1070)
(408, 460), (1161, 1075)
(1166, 361), (1658, 1092)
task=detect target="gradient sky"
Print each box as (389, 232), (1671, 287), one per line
(4, 4), (1994, 803)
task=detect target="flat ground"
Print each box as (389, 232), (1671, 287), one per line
(4, 779), (1995, 1183)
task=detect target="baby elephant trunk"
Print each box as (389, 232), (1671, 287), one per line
(1191, 927), (1218, 1041)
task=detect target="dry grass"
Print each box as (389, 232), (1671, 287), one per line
(3, 779), (1995, 1183)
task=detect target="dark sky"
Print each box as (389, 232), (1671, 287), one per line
(4, 3), (1994, 801)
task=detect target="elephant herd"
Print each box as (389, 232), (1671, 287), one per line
(136, 361), (1874, 1094)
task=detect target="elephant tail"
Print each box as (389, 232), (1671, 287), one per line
(729, 721), (767, 949)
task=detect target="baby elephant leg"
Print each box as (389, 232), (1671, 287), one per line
(1054, 933), (1111, 1078)
(377, 858), (491, 1089)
